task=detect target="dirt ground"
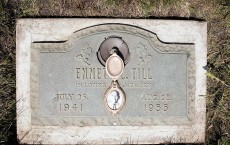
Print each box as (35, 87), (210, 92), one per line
(0, 0), (229, 144)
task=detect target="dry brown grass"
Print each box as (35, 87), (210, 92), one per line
(0, 0), (229, 144)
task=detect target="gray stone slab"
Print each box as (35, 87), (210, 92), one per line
(16, 19), (207, 144)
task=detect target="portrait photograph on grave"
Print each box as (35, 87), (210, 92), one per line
(107, 90), (122, 110)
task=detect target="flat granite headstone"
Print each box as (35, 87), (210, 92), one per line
(16, 19), (207, 144)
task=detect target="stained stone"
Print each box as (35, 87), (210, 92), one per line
(16, 19), (207, 144)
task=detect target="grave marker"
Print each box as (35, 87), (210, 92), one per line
(16, 19), (207, 144)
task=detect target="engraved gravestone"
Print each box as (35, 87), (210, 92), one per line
(17, 19), (207, 144)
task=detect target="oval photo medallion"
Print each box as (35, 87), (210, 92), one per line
(105, 53), (124, 81)
(104, 81), (125, 115)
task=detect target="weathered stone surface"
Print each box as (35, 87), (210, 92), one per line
(16, 19), (207, 144)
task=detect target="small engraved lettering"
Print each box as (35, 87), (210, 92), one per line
(121, 74), (128, 79)
(123, 82), (151, 88)
(56, 93), (74, 101)
(97, 68), (101, 79)
(131, 68), (152, 80)
(59, 103), (83, 111)
(89, 68), (95, 79)
(76, 68), (81, 79)
(76, 94), (87, 101)
(156, 104), (161, 111)
(75, 67), (106, 80)
(55, 93), (88, 101)
(141, 94), (172, 101)
(76, 83), (83, 87)
(82, 68), (88, 79)
(144, 103), (168, 112)
(76, 82), (106, 88)
(84, 83), (106, 88)
(132, 68), (136, 79)
(52, 93), (88, 112)
(164, 104), (168, 111)
(142, 94), (172, 112)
